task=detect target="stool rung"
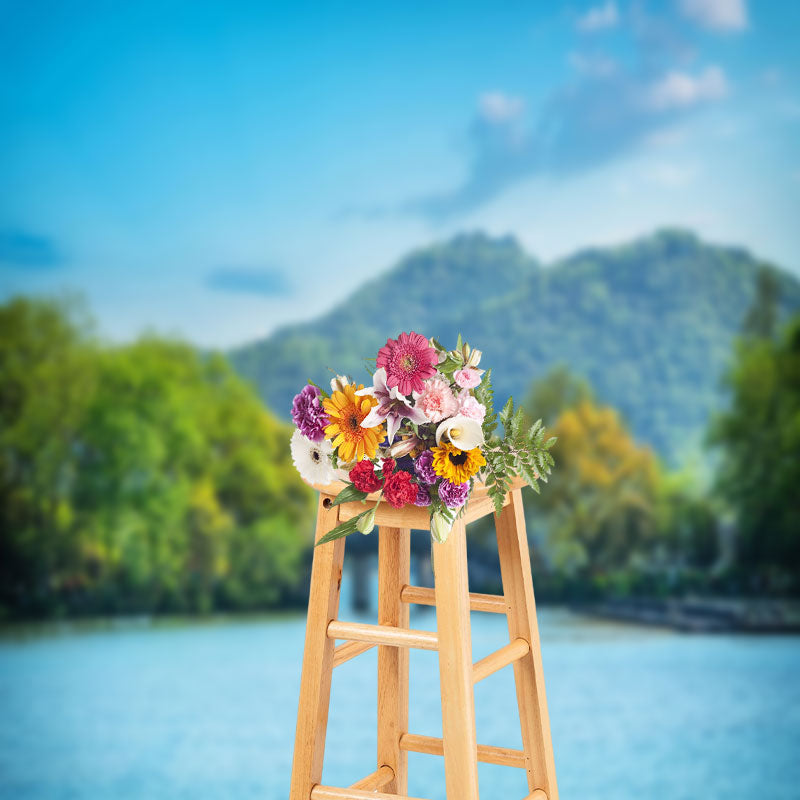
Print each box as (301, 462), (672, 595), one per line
(348, 765), (394, 790)
(327, 620), (438, 651)
(399, 733), (527, 769)
(472, 637), (530, 684)
(332, 640), (375, 668)
(400, 584), (506, 613)
(311, 786), (430, 800)
(525, 791), (548, 800)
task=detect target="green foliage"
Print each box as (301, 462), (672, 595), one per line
(231, 229), (800, 465)
(482, 390), (556, 514)
(316, 508), (374, 545)
(538, 397), (661, 576)
(708, 314), (800, 588)
(522, 364), (593, 428)
(0, 297), (314, 619)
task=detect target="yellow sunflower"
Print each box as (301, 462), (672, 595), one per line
(323, 383), (384, 462)
(431, 442), (486, 484)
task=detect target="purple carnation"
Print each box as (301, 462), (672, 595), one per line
(438, 479), (470, 509)
(414, 450), (437, 485)
(291, 384), (329, 442)
(414, 484), (432, 507)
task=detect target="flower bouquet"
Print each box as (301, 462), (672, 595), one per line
(289, 331), (556, 544)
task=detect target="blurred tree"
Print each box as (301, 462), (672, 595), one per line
(539, 399), (661, 577)
(655, 472), (719, 571)
(0, 298), (315, 618)
(0, 297), (96, 615)
(522, 364), (593, 428)
(708, 314), (800, 590)
(742, 266), (780, 339)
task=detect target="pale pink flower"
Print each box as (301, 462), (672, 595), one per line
(457, 392), (486, 423)
(416, 376), (458, 422)
(454, 367), (483, 389)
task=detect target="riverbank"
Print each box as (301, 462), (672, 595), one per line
(582, 597), (800, 633)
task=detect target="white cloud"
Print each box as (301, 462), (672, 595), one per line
(478, 91), (525, 123)
(678, 0), (747, 32)
(577, 1), (619, 32)
(646, 66), (728, 111)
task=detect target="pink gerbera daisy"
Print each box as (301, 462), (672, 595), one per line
(376, 331), (438, 395)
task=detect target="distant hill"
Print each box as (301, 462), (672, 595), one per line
(230, 230), (800, 464)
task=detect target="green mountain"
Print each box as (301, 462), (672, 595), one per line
(230, 229), (800, 464)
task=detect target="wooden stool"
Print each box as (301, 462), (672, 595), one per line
(289, 477), (558, 800)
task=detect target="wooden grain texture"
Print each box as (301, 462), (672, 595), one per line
(315, 476), (525, 530)
(495, 489), (559, 799)
(348, 765), (395, 790)
(399, 733), (527, 769)
(332, 640), (375, 668)
(310, 475), (526, 502)
(433, 518), (480, 800)
(337, 499), (431, 529)
(311, 786), (430, 800)
(289, 496), (346, 800)
(377, 526), (410, 794)
(472, 637), (530, 684)
(400, 584), (506, 613)
(327, 620), (438, 650)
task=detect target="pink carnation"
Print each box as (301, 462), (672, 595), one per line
(454, 367), (482, 389)
(416, 376), (458, 423)
(457, 392), (486, 423)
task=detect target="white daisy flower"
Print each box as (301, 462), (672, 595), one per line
(290, 429), (336, 485)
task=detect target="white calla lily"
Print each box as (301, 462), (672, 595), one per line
(435, 414), (485, 450)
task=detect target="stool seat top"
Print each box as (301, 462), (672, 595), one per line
(309, 475), (526, 501)
(306, 476), (527, 529)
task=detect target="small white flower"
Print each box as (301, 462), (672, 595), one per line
(430, 512), (453, 544)
(290, 429), (336, 485)
(356, 507), (376, 535)
(435, 415), (485, 450)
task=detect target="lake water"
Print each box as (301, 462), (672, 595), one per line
(1, 604), (798, 800)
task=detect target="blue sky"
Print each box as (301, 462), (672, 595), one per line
(1, 0), (798, 346)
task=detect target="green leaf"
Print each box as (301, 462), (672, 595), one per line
(316, 509), (374, 546)
(307, 379), (329, 399)
(331, 483), (370, 506)
(499, 397), (514, 429)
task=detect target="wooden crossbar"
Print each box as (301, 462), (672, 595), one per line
(472, 638), (530, 684)
(348, 765), (394, 790)
(525, 791), (548, 800)
(332, 640), (375, 668)
(311, 786), (430, 800)
(327, 620), (438, 651)
(400, 584), (507, 614)
(398, 733), (527, 769)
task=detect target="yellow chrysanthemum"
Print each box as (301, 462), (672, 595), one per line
(431, 442), (486, 484)
(323, 383), (384, 462)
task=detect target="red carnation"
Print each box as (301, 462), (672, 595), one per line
(349, 459), (383, 493)
(383, 470), (417, 509)
(381, 458), (396, 478)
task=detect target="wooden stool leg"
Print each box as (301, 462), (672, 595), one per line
(434, 519), (480, 800)
(495, 489), (559, 800)
(377, 526), (410, 794)
(289, 496), (346, 800)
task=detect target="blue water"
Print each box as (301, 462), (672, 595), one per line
(1, 605), (798, 800)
